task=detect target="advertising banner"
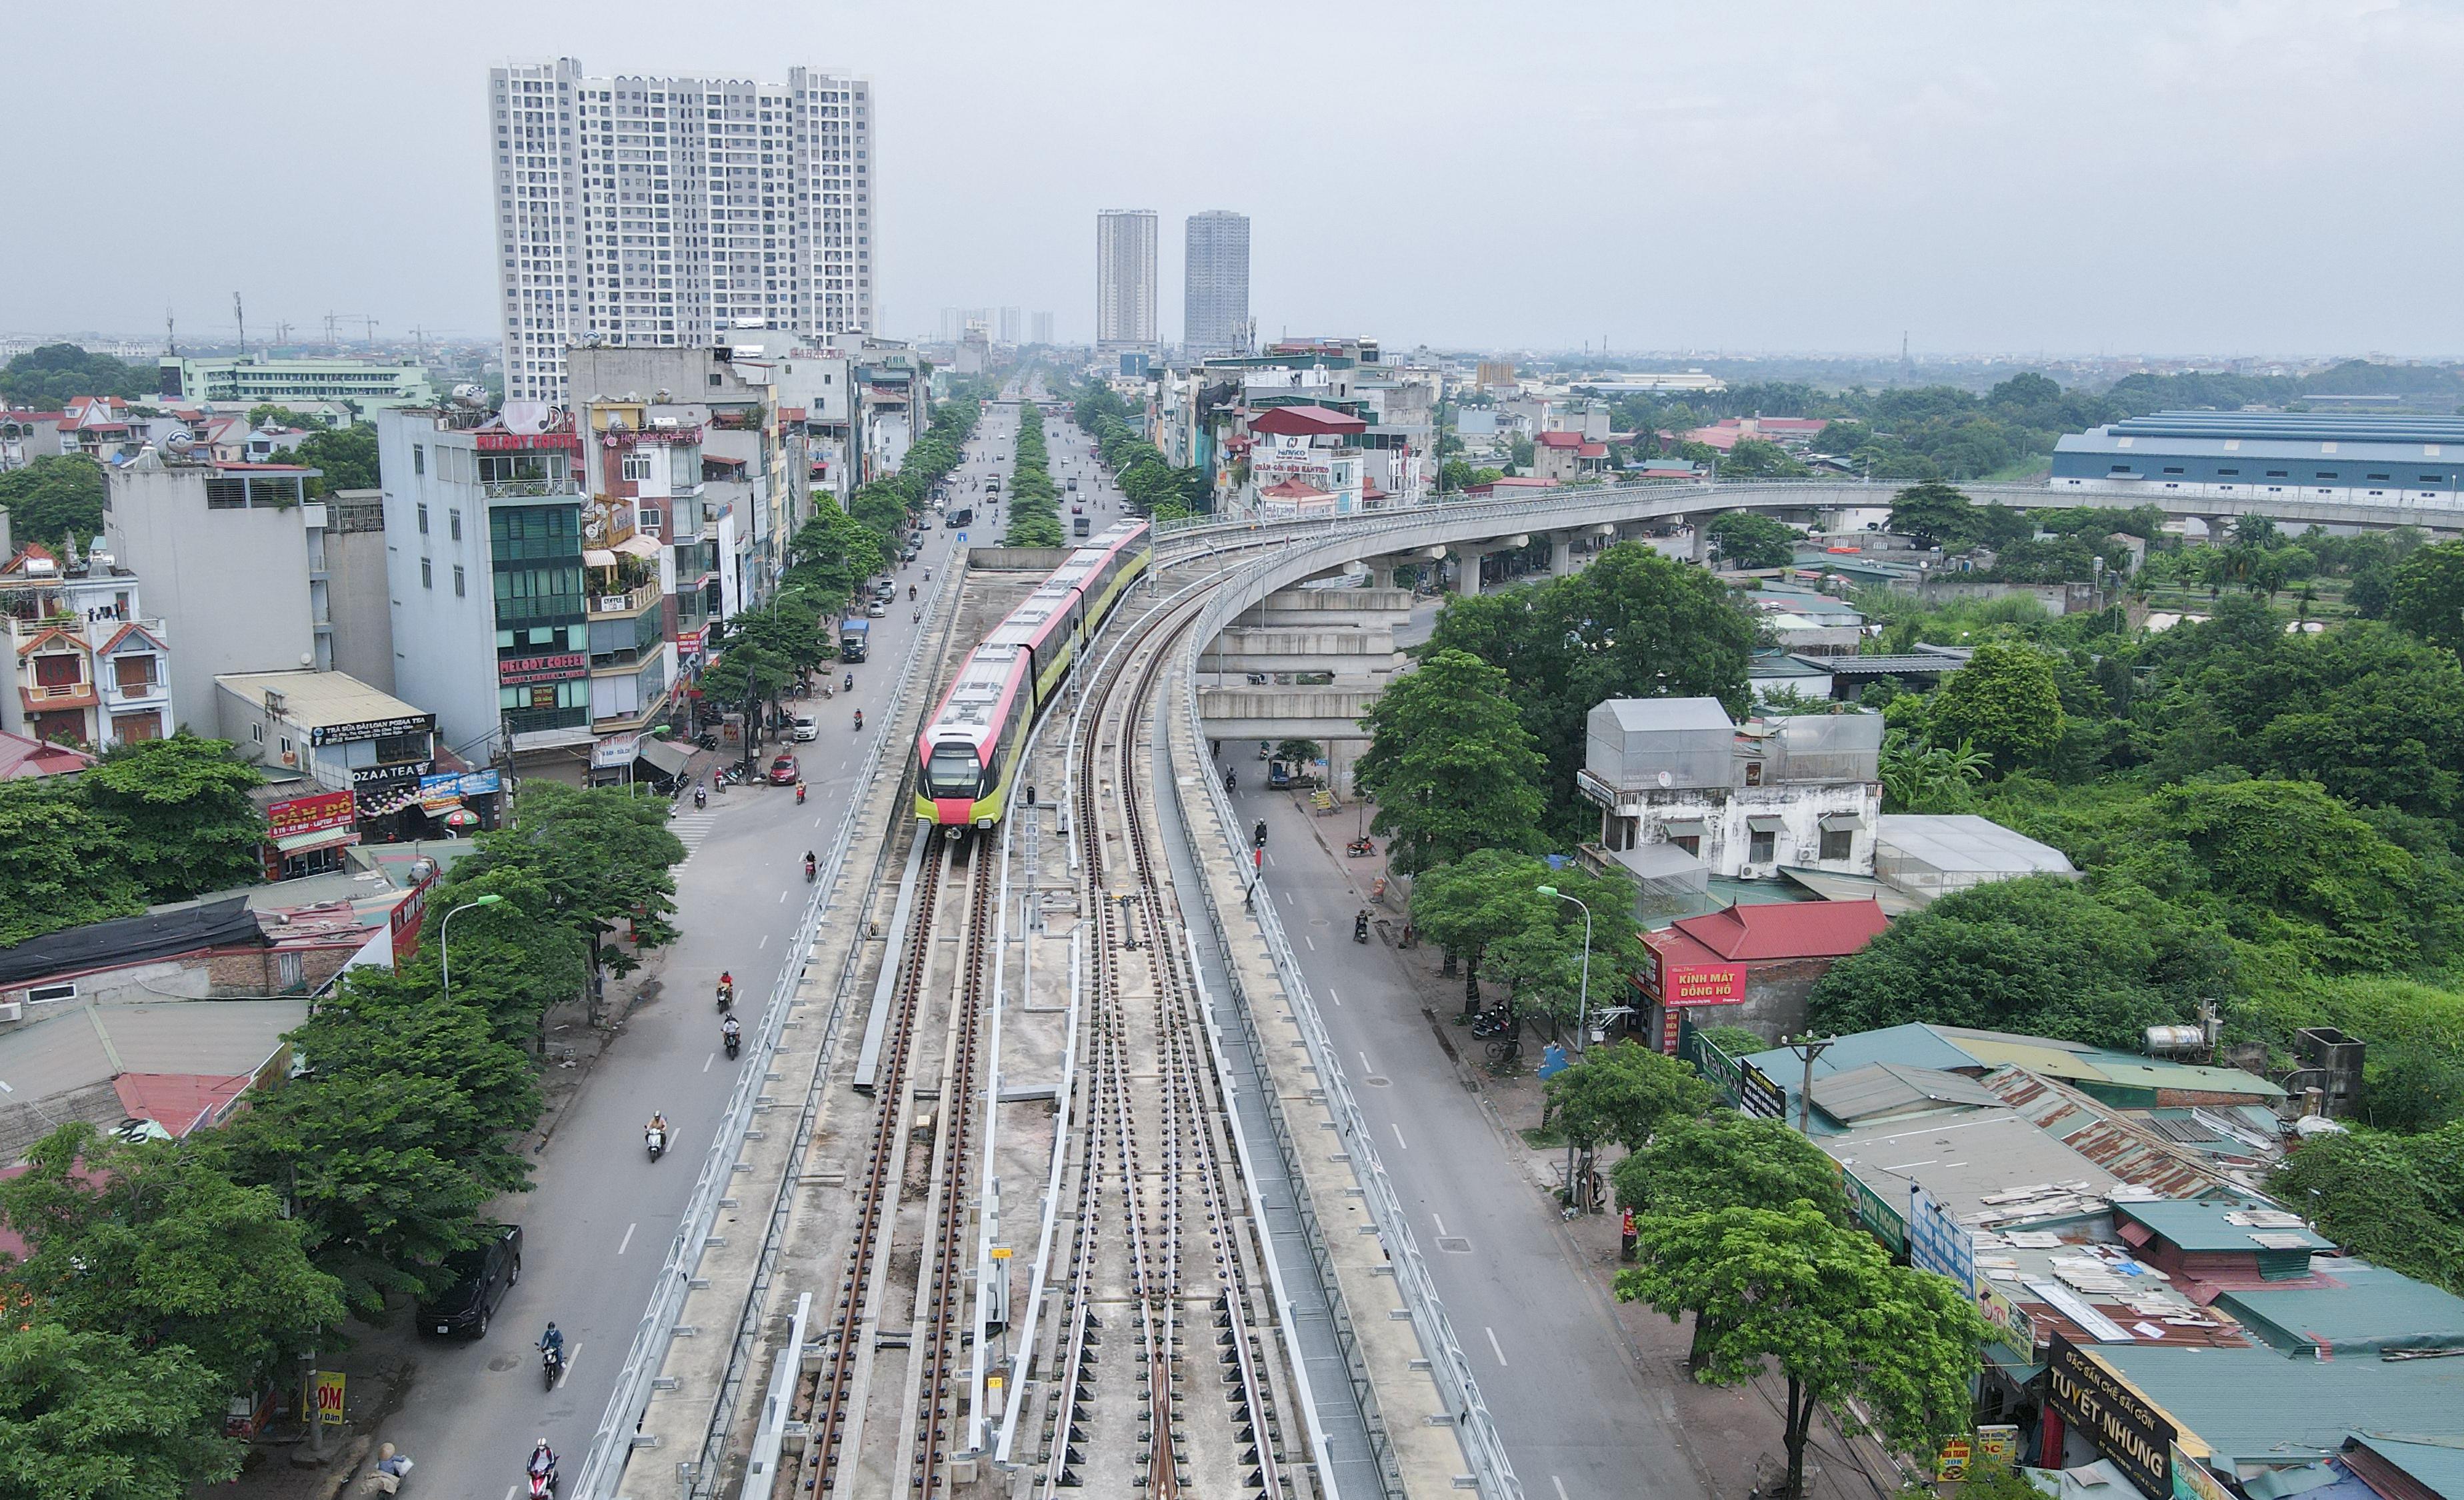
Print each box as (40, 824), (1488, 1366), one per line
(267, 790), (356, 839)
(2047, 1335), (2175, 1499)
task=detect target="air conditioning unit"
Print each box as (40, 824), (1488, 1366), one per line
(0, 1002), (23, 1024)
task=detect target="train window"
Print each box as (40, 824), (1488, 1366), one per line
(925, 743), (983, 797)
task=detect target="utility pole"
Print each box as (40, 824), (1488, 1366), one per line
(164, 308), (177, 357)
(1785, 1033), (1835, 1134)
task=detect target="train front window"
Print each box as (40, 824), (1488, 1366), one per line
(926, 743), (982, 797)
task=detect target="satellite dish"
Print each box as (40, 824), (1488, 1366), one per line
(1657, 770), (1673, 788)
(501, 400), (552, 435)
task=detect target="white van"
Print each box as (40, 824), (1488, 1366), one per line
(792, 713), (818, 742)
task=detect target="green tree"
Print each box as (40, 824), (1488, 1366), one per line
(0, 1123), (347, 1391)
(2389, 539), (2464, 655)
(245, 404), (332, 430)
(1716, 439), (1810, 479)
(1888, 481), (1981, 549)
(401, 865), (589, 1044)
(0, 344), (156, 407)
(454, 781), (685, 979)
(287, 423), (379, 495)
(0, 782), (145, 943)
(1423, 543), (1755, 837)
(1355, 649), (1547, 874)
(1879, 735), (1991, 812)
(1544, 1041), (1712, 1157)
(1807, 875), (2229, 1047)
(785, 501), (889, 615)
(1622, 1204), (1987, 1498)
(0, 1321), (241, 1500)
(1704, 511), (1799, 569)
(1490, 865), (1651, 1026)
(1927, 640), (2063, 769)
(1408, 849), (1551, 1010)
(2269, 1123), (2464, 1293)
(0, 454), (108, 549)
(1611, 1113), (1849, 1223)
(79, 735), (265, 901)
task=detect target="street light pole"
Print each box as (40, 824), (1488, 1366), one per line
(1538, 884), (1596, 1213)
(438, 894), (505, 1000)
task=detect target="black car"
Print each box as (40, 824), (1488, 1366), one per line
(417, 1223), (523, 1338)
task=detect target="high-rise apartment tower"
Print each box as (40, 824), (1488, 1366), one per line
(1095, 209), (1158, 351)
(490, 57), (877, 405)
(1183, 210), (1250, 356)
(1031, 311), (1053, 346)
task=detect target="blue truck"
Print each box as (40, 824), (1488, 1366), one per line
(839, 617), (871, 663)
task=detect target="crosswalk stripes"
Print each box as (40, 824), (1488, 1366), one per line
(668, 809), (718, 860)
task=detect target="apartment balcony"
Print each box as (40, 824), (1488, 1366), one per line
(591, 690), (673, 737)
(101, 674), (169, 709)
(483, 475), (581, 500)
(588, 580), (663, 619)
(20, 678), (97, 713)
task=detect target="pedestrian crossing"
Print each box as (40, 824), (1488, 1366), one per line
(669, 808), (719, 861)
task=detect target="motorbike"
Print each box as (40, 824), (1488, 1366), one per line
(645, 1126), (667, 1163)
(541, 1345), (564, 1390)
(693, 729), (719, 751)
(716, 978), (735, 1011)
(724, 1027), (742, 1060)
(1470, 1007), (1516, 1039)
(693, 785), (707, 811)
(1353, 912), (1371, 943)
(805, 857), (818, 883)
(361, 1446), (413, 1496)
(795, 782), (807, 805)
(1345, 836), (1377, 858)
(527, 1464), (557, 1500)
(853, 710), (864, 731)
(1253, 821), (1269, 850)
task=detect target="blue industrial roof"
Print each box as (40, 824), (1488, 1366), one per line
(2105, 411), (2464, 443)
(2094, 1343), (2464, 1471)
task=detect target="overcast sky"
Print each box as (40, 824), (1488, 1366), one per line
(9, 0), (2463, 359)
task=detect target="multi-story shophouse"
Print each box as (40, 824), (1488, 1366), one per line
(376, 405), (601, 783)
(0, 538), (173, 748)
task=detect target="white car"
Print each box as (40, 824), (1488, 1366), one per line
(791, 714), (818, 742)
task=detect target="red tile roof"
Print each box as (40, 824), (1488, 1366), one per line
(1666, 899), (1889, 961)
(1535, 430), (1586, 449)
(1248, 405), (1369, 437)
(0, 730), (97, 779)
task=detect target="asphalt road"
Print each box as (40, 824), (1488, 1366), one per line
(378, 417), (1008, 1500)
(1228, 785), (1713, 1500)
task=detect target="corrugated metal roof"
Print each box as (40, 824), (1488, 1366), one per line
(2349, 1437), (2464, 1500)
(2217, 1261), (2464, 1358)
(1983, 1067), (2262, 1199)
(1876, 814), (2079, 877)
(1597, 696), (1733, 733)
(2094, 1345), (2464, 1470)
(2115, 1199), (2333, 1255)
(1811, 1061), (2001, 1122)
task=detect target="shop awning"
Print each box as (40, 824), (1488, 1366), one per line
(639, 738), (693, 777)
(1660, 817), (1707, 837)
(1819, 812), (1864, 832)
(1746, 815), (1787, 833)
(583, 547), (618, 568)
(616, 533), (663, 559)
(273, 827), (360, 855)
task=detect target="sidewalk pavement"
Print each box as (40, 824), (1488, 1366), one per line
(1288, 789), (1915, 1500)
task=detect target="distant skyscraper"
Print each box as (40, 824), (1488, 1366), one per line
(1183, 210), (1250, 356)
(1031, 311), (1053, 346)
(1095, 210), (1158, 351)
(997, 307), (1021, 344)
(490, 58), (877, 405)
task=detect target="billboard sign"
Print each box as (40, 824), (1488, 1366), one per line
(267, 790), (355, 839)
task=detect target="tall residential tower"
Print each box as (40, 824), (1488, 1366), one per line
(1095, 209), (1157, 353)
(1183, 210), (1250, 356)
(490, 58), (877, 405)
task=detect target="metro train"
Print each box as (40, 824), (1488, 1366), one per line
(913, 519), (1153, 827)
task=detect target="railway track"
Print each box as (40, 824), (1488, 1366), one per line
(1037, 586), (1301, 1499)
(783, 831), (997, 1497)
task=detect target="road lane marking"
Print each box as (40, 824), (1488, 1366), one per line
(1327, 987), (1341, 1007)
(1431, 1213), (1447, 1237)
(1360, 1050), (1375, 1075)
(779, 889), (789, 903)
(704, 1053), (715, 1072)
(1486, 1326), (1509, 1367)
(1391, 1122), (1409, 1151)
(1553, 1479), (1570, 1500)
(1265, 849), (1277, 867)
(759, 933), (769, 949)
(557, 1343), (581, 1388)
(1304, 933), (1315, 951)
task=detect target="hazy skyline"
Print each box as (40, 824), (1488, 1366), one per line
(8, 0), (2463, 359)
